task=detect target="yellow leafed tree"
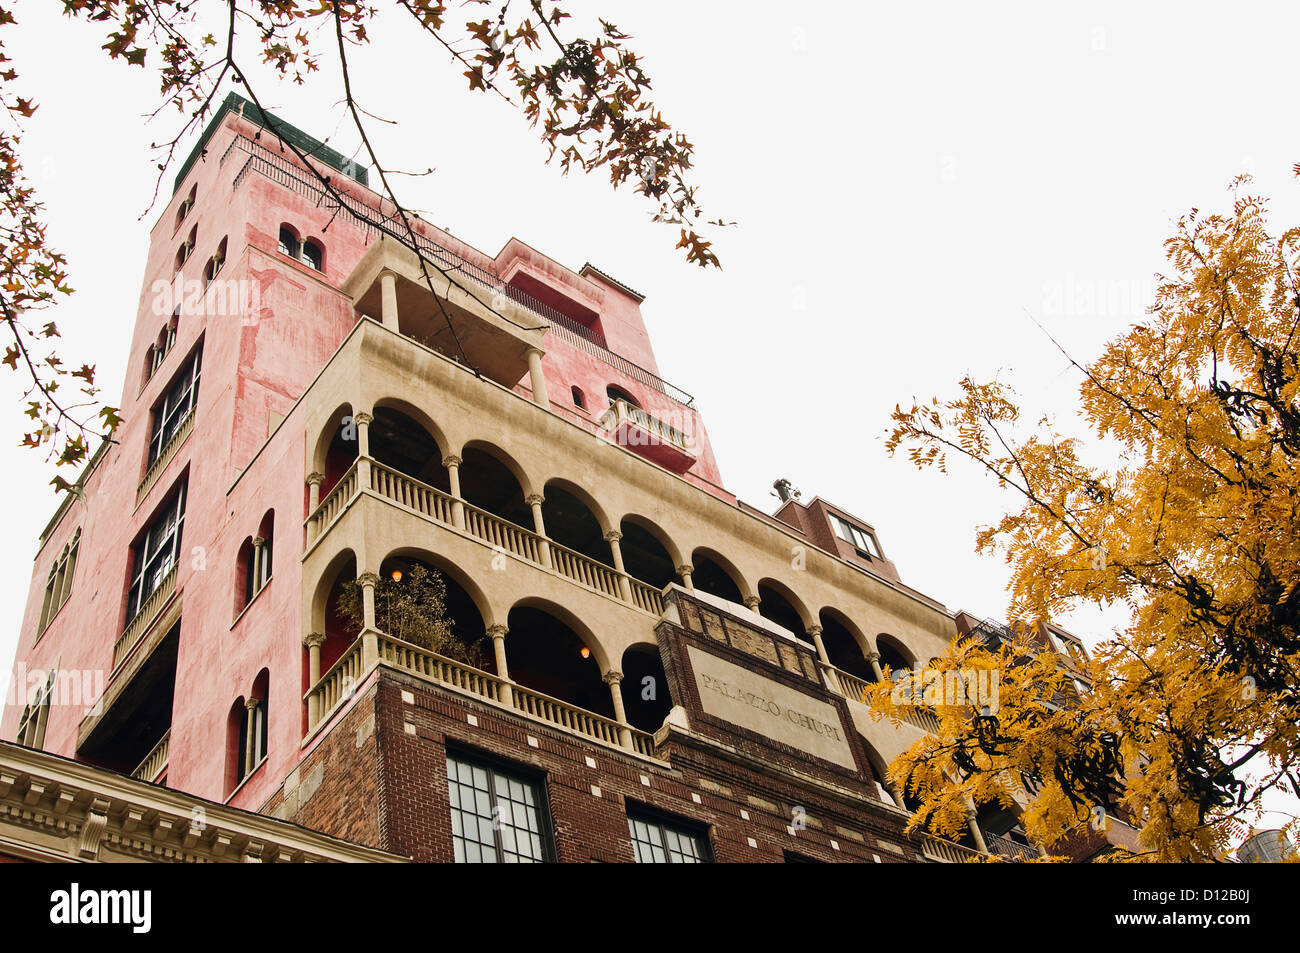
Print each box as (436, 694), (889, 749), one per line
(872, 171), (1300, 861)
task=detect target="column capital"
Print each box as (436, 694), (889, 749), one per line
(356, 571), (381, 589)
(306, 471), (325, 486)
(486, 624), (509, 639)
(864, 651), (881, 663)
(806, 624), (823, 637)
(352, 411), (373, 427)
(603, 529), (623, 542)
(245, 697), (260, 711)
(525, 345), (545, 357)
(251, 536), (266, 548)
(302, 632), (326, 649)
(524, 493), (545, 507)
(441, 454), (462, 468)
(675, 564), (694, 576)
(743, 595), (760, 611)
(602, 670), (624, 686)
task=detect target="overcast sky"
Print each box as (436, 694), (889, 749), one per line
(5, 1), (1299, 826)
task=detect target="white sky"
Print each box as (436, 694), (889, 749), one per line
(4, 2), (1298, 835)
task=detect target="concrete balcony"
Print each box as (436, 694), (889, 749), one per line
(304, 631), (657, 760)
(599, 398), (696, 473)
(305, 457), (666, 619)
(341, 236), (547, 390)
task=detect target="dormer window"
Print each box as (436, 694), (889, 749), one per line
(830, 514), (881, 559)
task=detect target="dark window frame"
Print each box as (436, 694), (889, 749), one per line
(126, 481), (186, 622)
(626, 803), (712, 863)
(446, 748), (555, 863)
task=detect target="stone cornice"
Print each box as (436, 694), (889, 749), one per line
(0, 742), (407, 863)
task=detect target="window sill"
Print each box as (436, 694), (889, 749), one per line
(230, 576), (273, 630)
(225, 755), (269, 804)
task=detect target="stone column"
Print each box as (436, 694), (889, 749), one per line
(964, 798), (989, 854)
(379, 271), (399, 330)
(743, 595), (760, 613)
(251, 536), (266, 594)
(604, 670), (633, 750)
(354, 412), (373, 490)
(442, 454), (465, 529)
(306, 472), (325, 542)
(806, 623), (830, 666)
(676, 564), (694, 590)
(357, 571), (380, 667)
(605, 530), (633, 601)
(526, 493), (552, 568)
(865, 650), (885, 683)
(487, 624), (512, 706)
(303, 632), (326, 727)
(526, 347), (549, 409)
(244, 698), (260, 777)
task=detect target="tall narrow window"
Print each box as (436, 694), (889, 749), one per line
(15, 670), (55, 750)
(126, 482), (186, 623)
(628, 809), (710, 863)
(301, 239), (323, 272)
(203, 236), (227, 286)
(175, 184), (196, 228)
(176, 224), (197, 269)
(571, 386), (586, 409)
(447, 753), (550, 862)
(277, 225), (300, 259)
(148, 344), (202, 466)
(38, 528), (80, 635)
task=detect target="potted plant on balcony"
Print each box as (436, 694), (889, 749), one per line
(337, 564), (485, 667)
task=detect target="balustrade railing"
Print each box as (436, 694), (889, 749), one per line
(921, 836), (985, 863)
(307, 633), (655, 757)
(130, 728), (171, 782)
(114, 564), (178, 669)
(306, 460), (359, 539)
(314, 459), (665, 618)
(137, 410), (194, 505)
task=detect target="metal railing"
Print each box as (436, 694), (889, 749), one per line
(984, 831), (1038, 861)
(227, 138), (696, 408)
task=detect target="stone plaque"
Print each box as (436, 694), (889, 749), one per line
(687, 645), (856, 770)
(726, 623), (780, 667)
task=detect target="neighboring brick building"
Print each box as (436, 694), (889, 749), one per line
(0, 94), (1092, 863)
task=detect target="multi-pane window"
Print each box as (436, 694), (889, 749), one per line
(126, 483), (186, 622)
(278, 225), (323, 272)
(830, 514), (881, 558)
(38, 528), (80, 635)
(148, 345), (202, 465)
(15, 669), (55, 750)
(628, 811), (709, 863)
(447, 754), (548, 863)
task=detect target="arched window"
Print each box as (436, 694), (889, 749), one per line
(301, 239), (323, 272)
(203, 237), (227, 287)
(239, 512), (275, 611)
(228, 673), (269, 792)
(175, 225), (197, 269)
(15, 669), (55, 750)
(571, 386), (586, 410)
(606, 384), (640, 408)
(175, 185), (196, 229)
(278, 225), (301, 259)
(38, 528), (80, 635)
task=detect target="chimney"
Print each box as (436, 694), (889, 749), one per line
(772, 478), (801, 503)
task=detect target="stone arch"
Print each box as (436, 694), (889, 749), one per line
(310, 400), (355, 480)
(619, 513), (685, 585)
(818, 607), (876, 681)
(377, 544), (499, 632)
(690, 546), (752, 604)
(756, 577), (814, 637)
(876, 633), (917, 676)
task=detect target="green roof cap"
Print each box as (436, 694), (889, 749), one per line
(173, 91), (368, 194)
